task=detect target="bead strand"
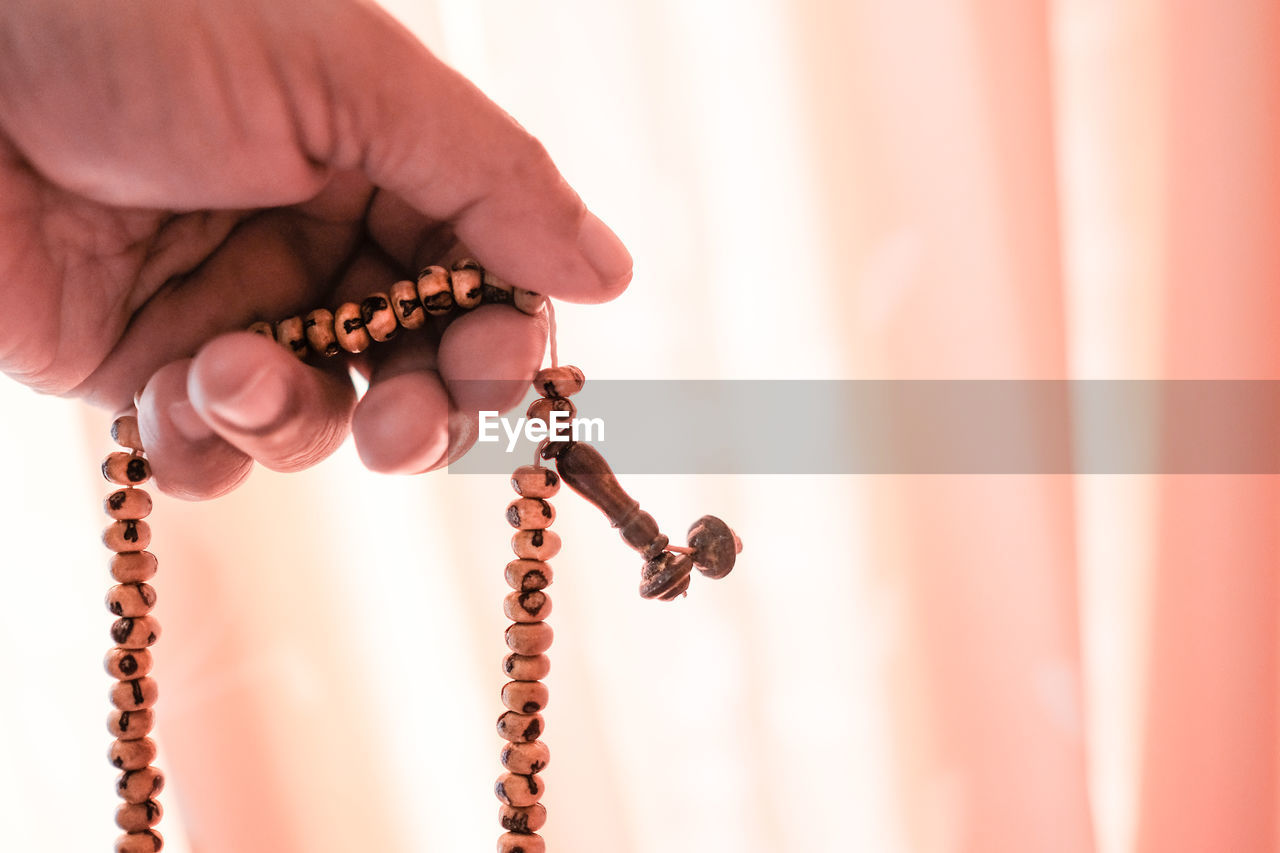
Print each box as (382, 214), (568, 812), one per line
(248, 258), (544, 360)
(496, 463), (560, 853)
(103, 416), (165, 853)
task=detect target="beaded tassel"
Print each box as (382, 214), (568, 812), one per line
(102, 416), (165, 853)
(497, 461), (558, 853)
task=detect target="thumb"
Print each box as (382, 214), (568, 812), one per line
(315, 3), (632, 303)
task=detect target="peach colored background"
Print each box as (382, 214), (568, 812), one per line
(2, 1), (1277, 851)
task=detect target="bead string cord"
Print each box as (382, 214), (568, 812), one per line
(99, 257), (741, 853)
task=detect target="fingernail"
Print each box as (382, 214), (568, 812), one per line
(167, 400), (215, 443)
(576, 211), (633, 289)
(205, 368), (290, 432)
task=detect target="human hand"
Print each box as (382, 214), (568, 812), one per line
(0, 0), (631, 498)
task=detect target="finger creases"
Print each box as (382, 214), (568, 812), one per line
(187, 332), (356, 473)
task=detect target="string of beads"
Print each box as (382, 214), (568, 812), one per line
(102, 416), (165, 853)
(243, 258), (543, 358)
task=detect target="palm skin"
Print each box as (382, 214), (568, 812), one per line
(0, 0), (631, 497)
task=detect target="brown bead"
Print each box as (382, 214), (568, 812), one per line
(111, 416), (144, 452)
(111, 615), (162, 649)
(502, 654), (550, 681)
(495, 772), (545, 807)
(525, 396), (575, 428)
(389, 279), (426, 330)
(503, 590), (552, 623)
(275, 315), (308, 359)
(497, 831), (545, 853)
(109, 737), (157, 772)
(334, 302), (371, 353)
(104, 519), (152, 552)
(416, 265), (455, 314)
(117, 766), (165, 804)
(451, 258), (483, 309)
(105, 648), (153, 680)
(687, 514), (740, 579)
(111, 551), (158, 583)
(510, 529), (561, 561)
(622, 512), (668, 560)
(505, 622), (553, 656)
(104, 488), (153, 520)
(107, 583), (157, 617)
(501, 681), (550, 715)
(500, 739), (550, 774)
(246, 321), (274, 339)
(304, 309), (340, 357)
(506, 498), (554, 530)
(107, 708), (155, 740)
(116, 799), (163, 832)
(640, 552), (693, 601)
(504, 559), (552, 591)
(360, 292), (398, 342)
(103, 453), (151, 486)
(481, 268), (514, 305)
(513, 288), (544, 316)
(110, 677), (159, 712)
(496, 711), (544, 743)
(510, 465), (560, 498)
(499, 803), (547, 834)
(532, 365), (585, 398)
(115, 830), (164, 853)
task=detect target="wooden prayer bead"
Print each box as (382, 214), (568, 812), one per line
(110, 677), (159, 712)
(105, 488), (153, 520)
(505, 622), (554, 656)
(552, 442), (674, 559)
(506, 498), (554, 530)
(525, 396), (574, 428)
(304, 309), (340, 357)
(481, 269), (514, 305)
(111, 416), (144, 452)
(451, 259), (483, 309)
(510, 529), (561, 561)
(505, 559), (552, 591)
(116, 799), (163, 832)
(501, 681), (550, 716)
(496, 711), (544, 743)
(500, 741), (550, 777)
(494, 772), (544, 808)
(502, 653), (550, 681)
(621, 511), (668, 560)
(115, 830), (164, 853)
(389, 279), (426, 330)
(360, 293), (398, 342)
(117, 766), (165, 804)
(532, 365), (585, 398)
(247, 321), (274, 339)
(105, 648), (154, 680)
(640, 552), (693, 601)
(497, 831), (545, 853)
(510, 465), (560, 498)
(416, 265), (455, 314)
(275, 316), (308, 359)
(107, 583), (158, 617)
(499, 803), (547, 834)
(503, 590), (552, 623)
(103, 453), (151, 486)
(333, 302), (371, 353)
(687, 514), (740, 579)
(109, 737), (157, 771)
(512, 288), (544, 316)
(111, 615), (162, 649)
(104, 519), (152, 552)
(107, 708), (155, 739)
(111, 551), (158, 583)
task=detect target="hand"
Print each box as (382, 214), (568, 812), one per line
(0, 0), (631, 498)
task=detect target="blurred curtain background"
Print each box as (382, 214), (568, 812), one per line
(2, 0), (1277, 851)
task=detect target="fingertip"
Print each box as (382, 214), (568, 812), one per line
(438, 306), (545, 414)
(351, 371), (451, 474)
